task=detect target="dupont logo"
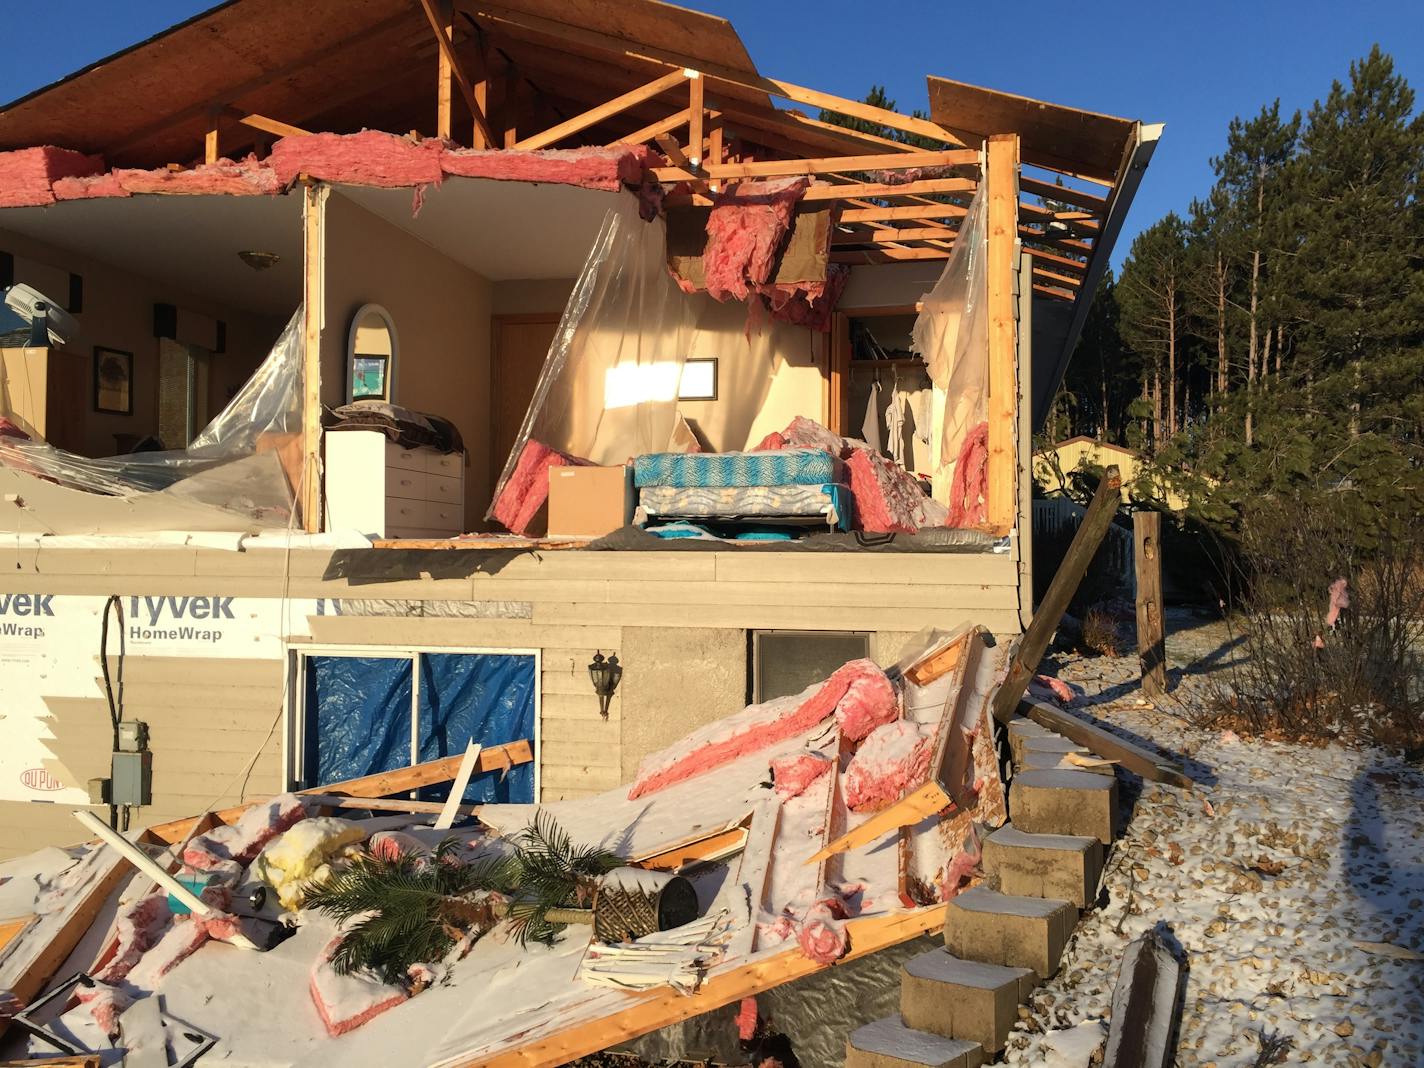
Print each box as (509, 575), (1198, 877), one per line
(20, 768), (63, 791)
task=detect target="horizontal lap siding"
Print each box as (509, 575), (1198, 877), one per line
(0, 547), (1020, 843)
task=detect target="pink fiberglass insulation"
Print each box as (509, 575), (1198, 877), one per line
(844, 721), (932, 812)
(1030, 674), (1074, 705)
(629, 658), (893, 799)
(95, 894), (173, 985)
(947, 421), (989, 528)
(832, 663), (900, 742)
(776, 416), (933, 534)
(769, 751), (832, 801)
(442, 143), (656, 191)
(310, 935), (410, 1036)
(184, 792), (306, 871)
(702, 176), (810, 302)
(126, 918), (212, 989)
(736, 997), (760, 1041)
(940, 823), (981, 901)
(0, 146), (105, 207)
(492, 439), (593, 534)
(758, 264), (850, 333)
(369, 830), (430, 862)
(77, 983), (131, 1037)
(53, 157), (283, 200)
(268, 130), (444, 188)
(797, 898), (848, 964)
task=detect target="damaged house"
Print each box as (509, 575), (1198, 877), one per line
(0, 3), (1164, 1063)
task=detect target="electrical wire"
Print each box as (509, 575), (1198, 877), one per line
(98, 594), (125, 830)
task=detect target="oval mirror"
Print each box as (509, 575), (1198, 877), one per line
(347, 303), (398, 404)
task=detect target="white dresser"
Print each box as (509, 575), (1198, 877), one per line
(324, 430), (466, 539)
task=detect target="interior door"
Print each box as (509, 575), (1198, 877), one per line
(491, 315), (559, 494)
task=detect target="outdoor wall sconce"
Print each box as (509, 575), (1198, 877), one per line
(588, 651), (622, 720)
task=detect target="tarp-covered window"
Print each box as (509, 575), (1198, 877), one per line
(300, 649), (537, 803)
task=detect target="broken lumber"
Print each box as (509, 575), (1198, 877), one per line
(1017, 696), (1194, 790)
(991, 465), (1122, 723)
(807, 628), (994, 862)
(1102, 928), (1184, 1068)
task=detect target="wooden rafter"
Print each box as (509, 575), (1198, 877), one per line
(227, 110), (311, 139)
(650, 149), (974, 183)
(1034, 283), (1077, 302)
(613, 107), (691, 147)
(1032, 265), (1084, 289)
(1026, 245), (1089, 275)
(512, 68), (690, 150)
(1020, 173), (1109, 211)
(833, 224), (959, 245)
(417, 0), (496, 147)
(831, 246), (951, 263)
(839, 202), (969, 224)
(1020, 200), (1100, 234)
(457, 0), (962, 145)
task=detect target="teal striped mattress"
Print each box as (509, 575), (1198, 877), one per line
(632, 448), (839, 489)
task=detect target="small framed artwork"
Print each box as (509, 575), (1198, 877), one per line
(93, 346), (133, 415)
(351, 354), (389, 401)
(678, 358), (718, 401)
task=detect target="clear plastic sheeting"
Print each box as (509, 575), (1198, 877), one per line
(0, 308), (305, 532)
(488, 199), (696, 519)
(911, 184), (988, 499)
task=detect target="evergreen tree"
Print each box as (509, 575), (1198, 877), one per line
(1118, 214), (1189, 451)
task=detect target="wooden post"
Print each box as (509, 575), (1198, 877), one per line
(502, 59), (520, 148)
(204, 109), (221, 164)
(300, 183), (326, 533)
(1134, 511), (1167, 698)
(985, 133), (1020, 535)
(991, 465), (1122, 722)
(436, 0), (453, 140)
(687, 70), (704, 170)
(471, 46), (490, 149)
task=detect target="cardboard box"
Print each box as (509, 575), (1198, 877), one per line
(547, 464), (634, 538)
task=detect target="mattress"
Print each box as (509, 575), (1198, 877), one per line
(633, 448), (839, 489)
(638, 483), (851, 530)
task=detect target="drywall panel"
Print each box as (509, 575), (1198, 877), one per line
(321, 192), (494, 530)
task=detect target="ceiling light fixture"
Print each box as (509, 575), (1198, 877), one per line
(238, 250), (280, 271)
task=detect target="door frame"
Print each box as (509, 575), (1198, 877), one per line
(490, 313), (561, 495)
(288, 644), (542, 799)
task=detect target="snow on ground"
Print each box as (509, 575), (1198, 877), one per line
(1005, 611), (1424, 1068)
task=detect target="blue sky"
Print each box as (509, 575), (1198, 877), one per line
(6, 1), (1423, 269)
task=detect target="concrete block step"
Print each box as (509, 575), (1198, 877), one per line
(900, 948), (1033, 1054)
(1020, 748), (1115, 777)
(845, 1017), (984, 1068)
(942, 885), (1076, 979)
(982, 824), (1104, 909)
(1010, 768), (1119, 844)
(1006, 717), (1058, 765)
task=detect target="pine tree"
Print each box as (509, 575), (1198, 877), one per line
(1118, 214), (1189, 451)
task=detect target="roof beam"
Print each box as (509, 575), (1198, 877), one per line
(832, 225), (959, 245)
(650, 149), (975, 182)
(612, 106), (691, 147)
(839, 203), (969, 223)
(458, 0), (961, 144)
(1020, 174), (1107, 212)
(831, 246), (952, 263)
(513, 68), (690, 150)
(227, 109), (311, 139)
(417, 0), (495, 147)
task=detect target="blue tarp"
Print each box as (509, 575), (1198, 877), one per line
(306, 656), (412, 787)
(304, 652), (536, 804)
(418, 653), (536, 805)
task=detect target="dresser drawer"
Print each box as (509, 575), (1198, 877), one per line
(385, 441), (427, 472)
(420, 499), (465, 533)
(427, 472), (463, 504)
(385, 497), (427, 530)
(384, 467), (429, 501)
(426, 450), (464, 477)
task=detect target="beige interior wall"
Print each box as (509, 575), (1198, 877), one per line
(0, 225), (285, 458)
(489, 278), (827, 455)
(322, 192), (494, 530)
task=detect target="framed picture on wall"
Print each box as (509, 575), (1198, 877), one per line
(93, 346), (133, 415)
